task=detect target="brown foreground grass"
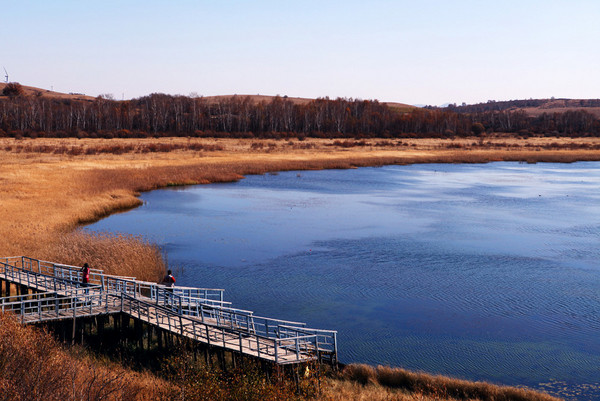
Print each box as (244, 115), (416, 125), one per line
(0, 314), (171, 401)
(330, 364), (560, 401)
(0, 136), (587, 400)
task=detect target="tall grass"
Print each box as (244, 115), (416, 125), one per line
(1, 141), (224, 155)
(338, 364), (561, 401)
(160, 349), (309, 401)
(0, 313), (171, 401)
(43, 230), (166, 281)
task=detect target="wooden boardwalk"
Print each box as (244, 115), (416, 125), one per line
(0, 256), (337, 365)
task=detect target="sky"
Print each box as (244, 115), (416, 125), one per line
(3, 0), (600, 105)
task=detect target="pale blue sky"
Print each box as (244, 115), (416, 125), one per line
(3, 1), (599, 105)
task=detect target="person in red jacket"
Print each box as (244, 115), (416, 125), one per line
(81, 263), (90, 286)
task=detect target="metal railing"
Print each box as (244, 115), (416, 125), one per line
(120, 294), (320, 364)
(0, 286), (120, 324)
(11, 256), (227, 306)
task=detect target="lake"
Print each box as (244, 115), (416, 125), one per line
(86, 162), (600, 400)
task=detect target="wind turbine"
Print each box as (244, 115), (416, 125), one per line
(3, 67), (7, 83)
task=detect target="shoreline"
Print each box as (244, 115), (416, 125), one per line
(3, 137), (600, 259)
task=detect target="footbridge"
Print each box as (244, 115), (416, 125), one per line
(0, 256), (337, 366)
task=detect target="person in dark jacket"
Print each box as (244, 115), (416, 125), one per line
(162, 270), (176, 287)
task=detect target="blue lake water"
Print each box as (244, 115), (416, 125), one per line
(87, 162), (600, 399)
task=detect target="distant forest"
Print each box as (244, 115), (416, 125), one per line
(440, 98), (600, 113)
(1, 88), (600, 138)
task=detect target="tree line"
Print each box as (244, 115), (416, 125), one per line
(1, 89), (600, 138)
(442, 98), (600, 114)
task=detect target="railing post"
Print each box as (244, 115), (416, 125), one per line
(333, 332), (338, 363)
(275, 340), (279, 364)
(315, 336), (319, 357)
(239, 332), (243, 353)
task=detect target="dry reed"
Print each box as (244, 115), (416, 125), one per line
(43, 230), (166, 281)
(0, 313), (173, 401)
(335, 364), (561, 401)
(320, 378), (441, 401)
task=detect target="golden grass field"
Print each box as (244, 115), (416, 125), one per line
(2, 135), (592, 400)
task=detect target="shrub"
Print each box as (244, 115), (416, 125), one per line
(343, 364), (377, 385)
(471, 123), (486, 135)
(2, 82), (24, 97)
(444, 129), (455, 137)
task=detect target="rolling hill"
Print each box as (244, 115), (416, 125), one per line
(0, 82), (96, 101)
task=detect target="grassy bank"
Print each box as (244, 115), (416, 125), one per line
(332, 364), (560, 401)
(1, 136), (587, 399)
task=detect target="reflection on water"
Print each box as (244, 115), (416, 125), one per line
(87, 162), (600, 400)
